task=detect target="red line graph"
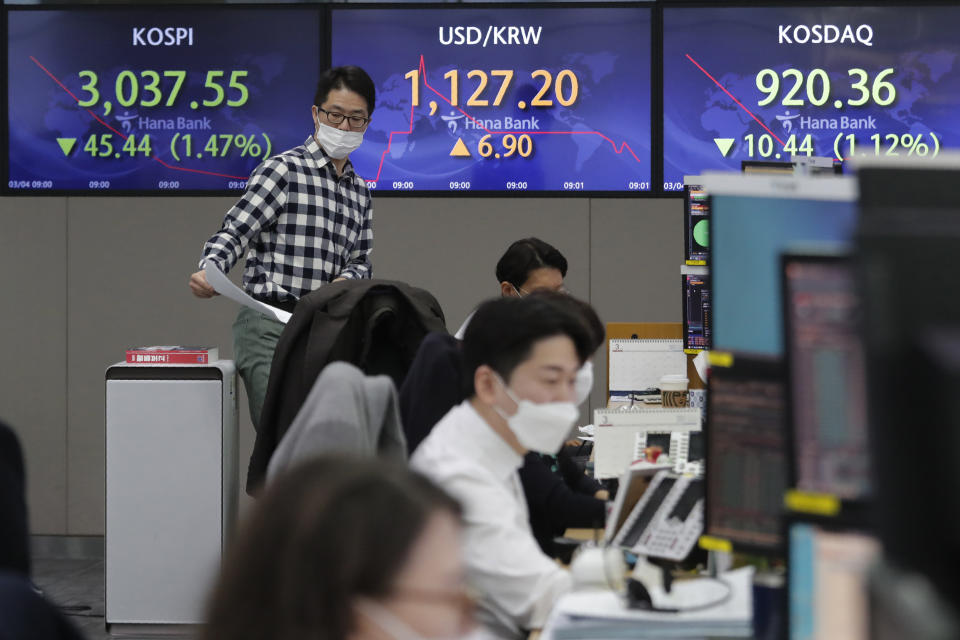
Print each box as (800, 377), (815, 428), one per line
(30, 56), (248, 180)
(368, 55), (643, 184)
(684, 54), (785, 147)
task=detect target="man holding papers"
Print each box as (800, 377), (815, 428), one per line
(188, 66), (375, 432)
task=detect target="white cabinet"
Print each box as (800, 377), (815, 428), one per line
(105, 361), (237, 634)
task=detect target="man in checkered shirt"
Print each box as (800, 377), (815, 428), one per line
(189, 66), (375, 433)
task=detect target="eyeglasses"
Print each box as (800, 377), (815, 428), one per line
(316, 107), (370, 130)
(514, 284), (569, 296)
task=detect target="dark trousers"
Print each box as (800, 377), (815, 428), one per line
(0, 421), (30, 576)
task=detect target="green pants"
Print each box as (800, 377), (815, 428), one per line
(232, 307), (285, 432)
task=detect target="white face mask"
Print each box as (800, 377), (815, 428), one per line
(573, 360), (594, 406)
(313, 117), (364, 159)
(356, 599), (466, 640)
(493, 374), (579, 454)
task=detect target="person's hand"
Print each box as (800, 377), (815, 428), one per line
(189, 270), (218, 298)
(594, 489), (610, 501)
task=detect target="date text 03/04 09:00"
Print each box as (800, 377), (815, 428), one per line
(6, 180), (249, 190)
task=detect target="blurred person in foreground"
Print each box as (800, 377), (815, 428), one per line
(201, 457), (474, 640)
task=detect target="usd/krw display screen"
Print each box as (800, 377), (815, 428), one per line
(5, 7), (322, 193)
(331, 5), (651, 193)
(663, 6), (960, 191)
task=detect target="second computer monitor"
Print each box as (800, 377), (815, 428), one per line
(702, 173), (858, 357)
(705, 354), (787, 552)
(782, 253), (870, 501)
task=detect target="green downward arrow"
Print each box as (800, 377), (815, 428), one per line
(56, 137), (77, 156)
(714, 138), (735, 158)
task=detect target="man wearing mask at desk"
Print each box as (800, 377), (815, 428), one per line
(454, 237), (568, 340)
(411, 295), (593, 639)
(188, 66), (375, 433)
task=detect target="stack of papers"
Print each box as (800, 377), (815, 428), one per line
(541, 566), (754, 639)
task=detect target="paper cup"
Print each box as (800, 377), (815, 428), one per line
(660, 374), (689, 408)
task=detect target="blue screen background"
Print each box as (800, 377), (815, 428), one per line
(711, 194), (857, 356)
(6, 8), (322, 192)
(331, 6), (651, 192)
(663, 6), (960, 190)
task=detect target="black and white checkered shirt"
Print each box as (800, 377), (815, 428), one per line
(201, 135), (373, 302)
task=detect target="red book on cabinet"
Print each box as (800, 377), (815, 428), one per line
(125, 346), (219, 364)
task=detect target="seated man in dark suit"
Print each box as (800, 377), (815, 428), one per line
(399, 238), (608, 557)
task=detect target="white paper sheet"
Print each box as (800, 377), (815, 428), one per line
(204, 261), (292, 324)
(550, 565), (754, 623)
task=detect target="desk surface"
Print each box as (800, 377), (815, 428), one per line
(564, 528), (605, 543)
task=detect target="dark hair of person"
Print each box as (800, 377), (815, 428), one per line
(314, 66), (376, 114)
(495, 238), (568, 290)
(201, 457), (461, 640)
(528, 291), (605, 355)
(461, 294), (592, 397)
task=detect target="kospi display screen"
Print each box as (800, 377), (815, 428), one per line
(5, 7), (323, 193)
(662, 6), (960, 191)
(331, 5), (652, 194)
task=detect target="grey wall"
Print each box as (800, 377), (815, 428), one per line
(0, 193), (681, 535)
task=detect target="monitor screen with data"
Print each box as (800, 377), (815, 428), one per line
(662, 5), (960, 190)
(706, 355), (787, 552)
(330, 4), (652, 193)
(5, 5), (324, 193)
(782, 254), (870, 500)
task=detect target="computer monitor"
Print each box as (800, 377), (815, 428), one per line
(5, 5), (325, 193)
(705, 354), (787, 553)
(329, 4), (653, 194)
(683, 273), (711, 350)
(857, 154), (960, 610)
(701, 173), (858, 357)
(684, 179), (709, 263)
(789, 518), (880, 640)
(662, 5), (960, 188)
(781, 253), (870, 501)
